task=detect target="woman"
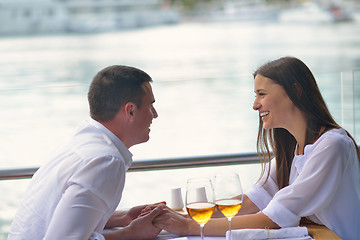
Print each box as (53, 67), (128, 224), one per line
(154, 57), (360, 240)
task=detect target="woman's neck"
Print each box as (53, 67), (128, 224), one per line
(288, 111), (308, 155)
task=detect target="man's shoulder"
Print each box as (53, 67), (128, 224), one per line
(71, 123), (122, 159)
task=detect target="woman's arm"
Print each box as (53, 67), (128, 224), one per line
(238, 194), (260, 215)
(208, 194), (276, 236)
(154, 203), (277, 237)
(212, 194), (260, 218)
(204, 212), (279, 236)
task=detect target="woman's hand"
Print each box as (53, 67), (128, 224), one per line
(153, 206), (197, 236)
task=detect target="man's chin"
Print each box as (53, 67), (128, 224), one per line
(138, 136), (150, 145)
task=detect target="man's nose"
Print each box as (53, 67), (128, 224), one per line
(152, 107), (158, 118)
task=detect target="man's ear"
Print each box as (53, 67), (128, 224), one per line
(124, 102), (136, 119)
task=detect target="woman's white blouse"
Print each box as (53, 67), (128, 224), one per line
(8, 119), (133, 240)
(246, 128), (360, 240)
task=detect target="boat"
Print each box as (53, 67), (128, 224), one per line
(0, 0), (180, 35)
(207, 0), (280, 22)
(0, 0), (68, 35)
(64, 0), (180, 33)
(279, 1), (354, 24)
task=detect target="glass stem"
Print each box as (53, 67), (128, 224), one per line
(227, 217), (232, 240)
(200, 223), (205, 240)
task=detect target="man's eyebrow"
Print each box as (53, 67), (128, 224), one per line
(254, 89), (265, 93)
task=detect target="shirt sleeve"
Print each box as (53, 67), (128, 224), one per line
(89, 232), (106, 240)
(44, 156), (126, 240)
(246, 159), (279, 210)
(262, 135), (347, 228)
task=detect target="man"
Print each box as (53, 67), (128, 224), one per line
(8, 65), (162, 240)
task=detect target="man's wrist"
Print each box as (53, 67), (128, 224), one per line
(105, 211), (128, 228)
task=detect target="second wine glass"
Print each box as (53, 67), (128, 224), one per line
(214, 172), (243, 240)
(185, 177), (215, 240)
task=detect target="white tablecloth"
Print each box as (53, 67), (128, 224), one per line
(155, 228), (313, 240)
(105, 228), (312, 240)
(156, 231), (225, 240)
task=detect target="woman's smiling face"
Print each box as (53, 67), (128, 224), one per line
(253, 74), (296, 130)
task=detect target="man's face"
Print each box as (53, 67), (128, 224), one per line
(132, 82), (158, 144)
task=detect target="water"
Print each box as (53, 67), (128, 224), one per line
(1, 21), (360, 237)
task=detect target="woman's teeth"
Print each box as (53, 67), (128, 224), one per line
(260, 111), (269, 117)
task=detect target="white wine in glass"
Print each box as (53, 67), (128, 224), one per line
(186, 178), (215, 240)
(214, 172), (243, 240)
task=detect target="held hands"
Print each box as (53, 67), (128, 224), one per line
(104, 202), (192, 239)
(105, 202), (166, 228)
(103, 205), (165, 240)
(125, 205), (165, 240)
(152, 206), (194, 236)
(127, 202), (166, 225)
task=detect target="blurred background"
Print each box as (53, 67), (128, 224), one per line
(0, 0), (359, 237)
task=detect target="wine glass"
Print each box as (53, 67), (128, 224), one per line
(214, 172), (243, 240)
(185, 177), (215, 240)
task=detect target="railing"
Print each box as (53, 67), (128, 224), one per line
(0, 153), (260, 181)
(0, 70), (358, 181)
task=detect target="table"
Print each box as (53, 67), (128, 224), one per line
(302, 223), (342, 240)
(156, 224), (342, 240)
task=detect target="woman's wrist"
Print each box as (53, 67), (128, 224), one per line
(186, 218), (201, 236)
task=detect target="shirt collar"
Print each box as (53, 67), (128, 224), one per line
(88, 118), (133, 169)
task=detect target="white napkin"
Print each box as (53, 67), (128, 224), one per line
(226, 227), (312, 240)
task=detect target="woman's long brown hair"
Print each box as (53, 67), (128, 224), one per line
(254, 56), (360, 189)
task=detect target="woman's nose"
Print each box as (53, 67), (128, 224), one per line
(253, 100), (260, 111)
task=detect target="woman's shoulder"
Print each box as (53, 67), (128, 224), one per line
(298, 128), (358, 176)
(310, 128), (355, 155)
(319, 128), (352, 145)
